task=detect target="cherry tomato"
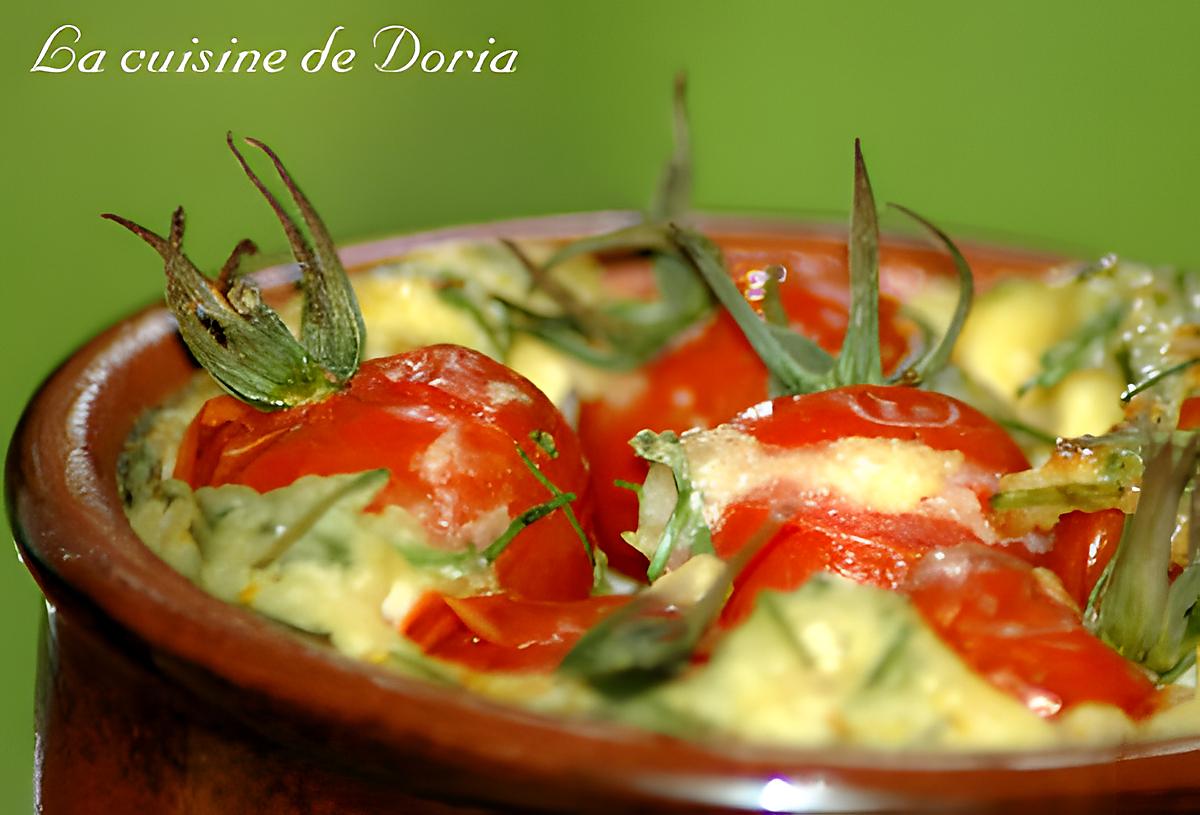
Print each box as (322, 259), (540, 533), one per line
(732, 385), (1030, 479)
(578, 240), (914, 577)
(1036, 508), (1125, 609)
(1178, 395), (1200, 430)
(400, 591), (630, 672)
(708, 385), (1029, 623)
(906, 543), (1157, 718)
(719, 501), (985, 626)
(175, 344), (595, 601)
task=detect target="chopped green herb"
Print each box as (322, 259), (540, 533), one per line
(482, 492), (576, 562)
(613, 479), (643, 498)
(1018, 304), (1126, 396)
(629, 430), (715, 582)
(560, 517), (780, 695)
(502, 441), (603, 586)
(529, 429), (559, 459)
(1121, 357), (1200, 403)
(251, 469), (389, 568)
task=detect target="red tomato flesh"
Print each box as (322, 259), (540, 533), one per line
(1036, 508), (1125, 609)
(709, 385), (1029, 623)
(400, 591), (630, 672)
(906, 544), (1157, 718)
(718, 501), (985, 627)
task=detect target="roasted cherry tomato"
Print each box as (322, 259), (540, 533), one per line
(579, 241), (913, 577)
(1035, 395), (1200, 606)
(1037, 508), (1125, 609)
(175, 344), (595, 601)
(400, 591), (630, 672)
(906, 543), (1158, 718)
(709, 385), (1030, 624)
(1178, 395), (1200, 431)
(720, 504), (986, 626)
(731, 385), (1030, 476)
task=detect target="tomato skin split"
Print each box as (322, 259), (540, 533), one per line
(175, 344), (596, 601)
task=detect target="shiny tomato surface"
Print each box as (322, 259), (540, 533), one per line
(400, 591), (630, 672)
(711, 385), (1029, 624)
(719, 502), (986, 626)
(729, 385), (1030, 477)
(175, 344), (595, 601)
(1037, 508), (1125, 609)
(906, 544), (1157, 718)
(578, 239), (914, 576)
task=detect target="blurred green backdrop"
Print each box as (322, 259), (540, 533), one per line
(3, 0), (1199, 809)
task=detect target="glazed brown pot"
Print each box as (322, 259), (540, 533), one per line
(9, 212), (1200, 814)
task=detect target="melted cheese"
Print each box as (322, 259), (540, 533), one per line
(680, 426), (987, 536)
(640, 574), (1062, 749)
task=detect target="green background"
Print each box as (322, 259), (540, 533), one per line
(3, 0), (1199, 809)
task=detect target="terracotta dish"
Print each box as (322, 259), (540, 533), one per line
(9, 212), (1200, 813)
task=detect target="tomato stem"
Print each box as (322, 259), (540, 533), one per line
(104, 136), (366, 410)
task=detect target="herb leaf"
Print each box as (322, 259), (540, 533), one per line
(501, 438), (603, 585)
(483, 491), (576, 562)
(1122, 357), (1200, 403)
(560, 518), (780, 694)
(628, 430), (715, 582)
(1018, 303), (1126, 396)
(670, 226), (831, 394)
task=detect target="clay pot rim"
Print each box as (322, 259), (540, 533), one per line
(9, 210), (1200, 811)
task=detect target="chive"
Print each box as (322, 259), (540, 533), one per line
(1121, 357), (1200, 403)
(482, 492), (576, 562)
(509, 442), (601, 586)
